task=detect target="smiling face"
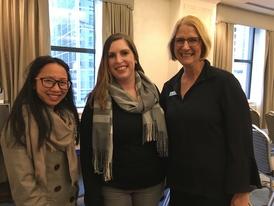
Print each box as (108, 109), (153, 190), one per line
(174, 24), (202, 68)
(108, 39), (136, 84)
(35, 63), (69, 107)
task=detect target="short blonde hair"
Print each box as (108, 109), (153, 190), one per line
(168, 15), (211, 60)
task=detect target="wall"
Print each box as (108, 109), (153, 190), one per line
(133, 0), (170, 90)
(217, 3), (274, 31)
(133, 0), (217, 90)
(176, 0), (217, 62)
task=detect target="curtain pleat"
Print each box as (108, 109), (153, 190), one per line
(0, 0), (50, 184)
(103, 0), (134, 10)
(213, 22), (234, 72)
(262, 31), (274, 126)
(102, 1), (133, 43)
(0, 0), (50, 106)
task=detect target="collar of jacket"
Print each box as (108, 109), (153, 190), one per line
(167, 59), (219, 94)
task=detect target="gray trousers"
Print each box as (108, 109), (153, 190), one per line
(102, 182), (164, 206)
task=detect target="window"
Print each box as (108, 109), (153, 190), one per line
(232, 24), (266, 112)
(49, 0), (96, 108)
(232, 25), (255, 98)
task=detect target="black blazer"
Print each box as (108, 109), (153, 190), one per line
(160, 60), (261, 198)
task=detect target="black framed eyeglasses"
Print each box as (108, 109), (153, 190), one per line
(36, 77), (71, 90)
(175, 37), (200, 47)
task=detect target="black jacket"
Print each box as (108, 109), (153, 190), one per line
(80, 98), (166, 205)
(160, 60), (261, 198)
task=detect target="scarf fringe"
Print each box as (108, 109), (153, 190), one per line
(143, 122), (157, 143)
(143, 123), (168, 157)
(92, 71), (168, 182)
(156, 132), (168, 157)
(93, 151), (113, 181)
(142, 100), (169, 157)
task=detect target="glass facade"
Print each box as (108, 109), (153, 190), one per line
(49, 0), (95, 107)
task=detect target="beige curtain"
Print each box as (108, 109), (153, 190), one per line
(262, 31), (274, 126)
(213, 22), (234, 72)
(0, 0), (50, 105)
(102, 0), (134, 43)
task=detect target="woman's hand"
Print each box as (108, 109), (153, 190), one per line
(230, 193), (250, 206)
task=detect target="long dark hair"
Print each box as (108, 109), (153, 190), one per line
(8, 55), (80, 147)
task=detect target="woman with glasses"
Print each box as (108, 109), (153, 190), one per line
(0, 55), (80, 206)
(160, 15), (261, 206)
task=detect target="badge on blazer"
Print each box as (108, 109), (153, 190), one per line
(169, 91), (177, 96)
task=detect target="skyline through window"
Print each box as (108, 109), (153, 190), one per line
(49, 0), (96, 107)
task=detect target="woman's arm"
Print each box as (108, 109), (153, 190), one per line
(221, 73), (261, 194)
(80, 101), (104, 206)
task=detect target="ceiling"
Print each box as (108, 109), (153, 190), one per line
(204, 0), (274, 16)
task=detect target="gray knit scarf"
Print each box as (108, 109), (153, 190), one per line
(92, 71), (168, 181)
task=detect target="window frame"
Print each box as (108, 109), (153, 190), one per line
(232, 25), (255, 98)
(49, 0), (96, 108)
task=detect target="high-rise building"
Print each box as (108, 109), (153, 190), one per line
(49, 0), (95, 107)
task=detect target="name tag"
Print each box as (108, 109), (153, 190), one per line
(169, 91), (177, 96)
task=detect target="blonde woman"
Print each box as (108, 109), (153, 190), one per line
(160, 15), (261, 206)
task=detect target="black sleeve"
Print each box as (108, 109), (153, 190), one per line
(221, 74), (261, 193)
(160, 83), (169, 112)
(80, 100), (104, 206)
